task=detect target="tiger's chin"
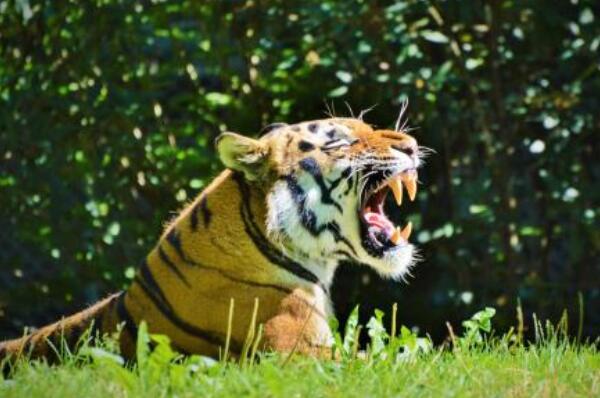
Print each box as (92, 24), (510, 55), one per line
(364, 244), (417, 281)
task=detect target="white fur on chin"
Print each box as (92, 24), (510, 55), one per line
(265, 176), (418, 285)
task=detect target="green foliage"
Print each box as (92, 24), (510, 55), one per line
(0, 0), (598, 340)
(1, 309), (599, 397)
(366, 309), (388, 358)
(460, 307), (497, 348)
(330, 305), (431, 363)
(342, 305), (360, 356)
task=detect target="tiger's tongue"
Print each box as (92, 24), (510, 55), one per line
(364, 212), (395, 236)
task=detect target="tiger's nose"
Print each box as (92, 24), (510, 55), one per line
(389, 133), (418, 158)
(379, 131), (418, 155)
(391, 142), (417, 157)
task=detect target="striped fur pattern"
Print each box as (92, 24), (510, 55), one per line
(0, 117), (422, 362)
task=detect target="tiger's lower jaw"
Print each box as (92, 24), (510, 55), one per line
(359, 236), (417, 280)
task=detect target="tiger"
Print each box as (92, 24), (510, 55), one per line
(0, 117), (422, 363)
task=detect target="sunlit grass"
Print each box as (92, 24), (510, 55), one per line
(2, 308), (599, 398)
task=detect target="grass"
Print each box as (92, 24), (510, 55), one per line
(1, 308), (599, 398)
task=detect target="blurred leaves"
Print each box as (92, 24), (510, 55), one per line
(0, 0), (598, 340)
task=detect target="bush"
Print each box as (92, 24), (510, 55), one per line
(0, 1), (598, 340)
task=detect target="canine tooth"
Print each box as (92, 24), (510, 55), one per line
(402, 173), (417, 201)
(388, 177), (403, 206)
(391, 227), (402, 245)
(400, 221), (412, 241)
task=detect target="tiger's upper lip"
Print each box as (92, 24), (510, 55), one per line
(360, 169), (418, 247)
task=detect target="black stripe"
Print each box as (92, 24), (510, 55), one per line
(190, 202), (199, 231)
(233, 173), (324, 289)
(326, 221), (357, 256)
(166, 229), (186, 262)
(203, 266), (290, 293)
(261, 122), (287, 135)
(190, 197), (212, 231)
(327, 166), (352, 193)
(286, 175), (358, 256)
(200, 196), (212, 227)
(344, 173), (357, 196)
(218, 275), (291, 294)
(391, 144), (413, 156)
(171, 342), (192, 356)
(299, 157), (343, 212)
(134, 274), (242, 352)
(137, 261), (175, 312)
(165, 224), (294, 295)
(323, 139), (340, 146)
(133, 266), (244, 352)
(286, 175), (318, 231)
(174, 255), (293, 295)
(116, 293), (138, 341)
(157, 246), (191, 287)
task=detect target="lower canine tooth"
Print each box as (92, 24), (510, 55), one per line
(391, 228), (402, 245)
(400, 221), (412, 240)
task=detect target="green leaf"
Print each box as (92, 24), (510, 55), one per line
(520, 226), (542, 236)
(543, 115), (559, 129)
(465, 58), (484, 70)
(342, 305), (360, 355)
(469, 204), (489, 215)
(358, 41), (372, 53)
(80, 347), (124, 366)
(421, 30), (449, 43)
(136, 321), (151, 369)
(108, 222), (120, 236)
(335, 71), (352, 84)
(460, 307), (496, 347)
(205, 92), (232, 106)
(328, 86), (348, 97)
(328, 316), (343, 359)
(366, 309), (388, 358)
(579, 8), (594, 25)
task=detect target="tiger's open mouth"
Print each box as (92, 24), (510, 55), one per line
(359, 169), (417, 256)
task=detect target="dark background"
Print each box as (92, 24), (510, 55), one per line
(1, 1), (598, 342)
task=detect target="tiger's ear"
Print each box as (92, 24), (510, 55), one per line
(216, 132), (268, 180)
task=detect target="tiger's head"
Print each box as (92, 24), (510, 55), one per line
(216, 118), (423, 285)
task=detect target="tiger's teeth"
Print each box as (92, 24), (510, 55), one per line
(402, 173), (417, 201)
(388, 177), (403, 206)
(391, 227), (402, 245)
(400, 221), (412, 241)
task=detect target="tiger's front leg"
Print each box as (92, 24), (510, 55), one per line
(262, 289), (334, 359)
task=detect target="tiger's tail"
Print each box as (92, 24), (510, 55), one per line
(0, 292), (124, 366)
